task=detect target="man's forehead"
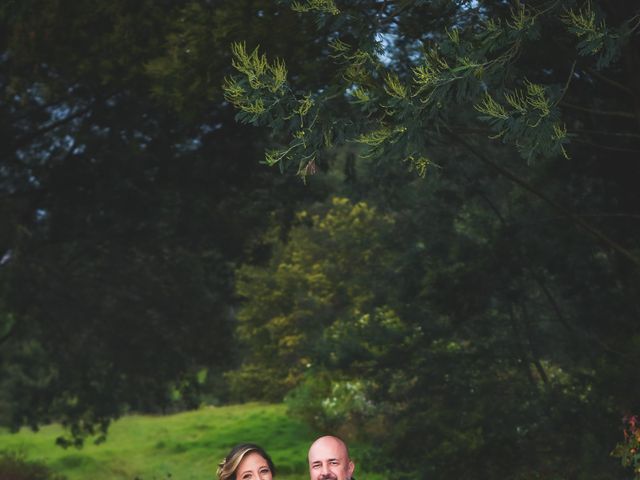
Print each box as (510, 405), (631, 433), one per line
(308, 437), (348, 460)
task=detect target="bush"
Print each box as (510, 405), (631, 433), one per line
(285, 371), (377, 437)
(0, 451), (66, 480)
(611, 415), (640, 479)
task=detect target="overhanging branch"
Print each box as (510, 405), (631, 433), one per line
(448, 129), (640, 268)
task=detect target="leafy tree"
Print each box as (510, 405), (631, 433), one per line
(224, 0), (640, 265)
(0, 0), (334, 442)
(235, 167), (632, 478)
(232, 197), (401, 400)
(225, 1), (640, 478)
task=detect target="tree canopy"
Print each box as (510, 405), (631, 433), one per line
(1, 1), (639, 478)
(224, 0), (640, 265)
(0, 0), (332, 443)
(224, 0), (640, 478)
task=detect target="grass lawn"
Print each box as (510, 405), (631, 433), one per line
(0, 403), (344, 480)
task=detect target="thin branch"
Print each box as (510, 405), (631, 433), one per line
(508, 304), (537, 387)
(554, 61), (576, 106)
(449, 125), (493, 136)
(571, 129), (640, 140)
(466, 178), (586, 354)
(11, 85), (83, 123)
(464, 173), (633, 361)
(377, 2), (414, 27)
(585, 67), (636, 97)
(521, 298), (550, 385)
(515, 213), (640, 226)
(585, 328), (635, 358)
(529, 270), (632, 358)
(0, 322), (17, 348)
(468, 181), (583, 360)
(447, 129), (640, 268)
(572, 138), (640, 154)
(0, 188), (47, 203)
(11, 105), (93, 152)
(573, 213), (640, 220)
(630, 14), (640, 33)
(560, 101), (636, 119)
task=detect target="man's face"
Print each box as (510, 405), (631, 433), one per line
(308, 437), (355, 480)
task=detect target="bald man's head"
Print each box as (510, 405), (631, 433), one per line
(308, 436), (355, 480)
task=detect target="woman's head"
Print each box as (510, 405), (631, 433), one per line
(217, 443), (276, 480)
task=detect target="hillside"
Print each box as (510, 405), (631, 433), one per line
(0, 403), (327, 480)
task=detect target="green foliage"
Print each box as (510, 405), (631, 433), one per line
(232, 197), (399, 400)
(0, 0), (332, 441)
(224, 5), (640, 456)
(223, 42), (322, 177)
(227, 0), (601, 169)
(225, 0), (640, 196)
(3, 2), (640, 480)
(226, 136), (640, 478)
(291, 0), (340, 16)
(286, 372), (377, 437)
(474, 80), (569, 161)
(561, 2), (639, 68)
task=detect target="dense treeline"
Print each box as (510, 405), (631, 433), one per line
(0, 0), (330, 444)
(1, 1), (639, 478)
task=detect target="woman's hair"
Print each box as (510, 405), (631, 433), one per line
(217, 443), (276, 480)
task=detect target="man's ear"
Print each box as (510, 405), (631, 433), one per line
(347, 460), (355, 478)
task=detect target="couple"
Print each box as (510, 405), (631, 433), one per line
(217, 435), (355, 480)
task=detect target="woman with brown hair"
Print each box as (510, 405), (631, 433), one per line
(217, 443), (277, 480)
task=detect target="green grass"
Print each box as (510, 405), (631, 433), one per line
(0, 403), (324, 480)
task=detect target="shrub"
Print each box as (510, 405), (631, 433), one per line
(0, 451), (66, 480)
(612, 415), (640, 479)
